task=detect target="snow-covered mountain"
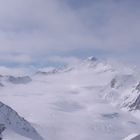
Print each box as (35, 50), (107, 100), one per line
(1, 57), (140, 140)
(0, 75), (32, 87)
(0, 101), (43, 140)
(123, 133), (140, 140)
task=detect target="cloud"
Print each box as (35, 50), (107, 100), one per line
(76, 0), (140, 49)
(0, 0), (88, 54)
(48, 56), (81, 65)
(0, 66), (27, 76)
(0, 54), (32, 64)
(0, 0), (139, 65)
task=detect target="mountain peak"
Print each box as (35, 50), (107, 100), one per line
(87, 56), (97, 61)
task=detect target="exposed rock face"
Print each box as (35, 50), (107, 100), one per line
(0, 75), (32, 86)
(135, 82), (140, 92)
(36, 66), (73, 76)
(0, 124), (6, 133)
(7, 76), (32, 84)
(126, 82), (140, 110)
(110, 75), (135, 89)
(129, 95), (140, 110)
(110, 78), (117, 88)
(0, 124), (6, 139)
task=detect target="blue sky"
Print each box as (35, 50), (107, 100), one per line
(0, 0), (140, 67)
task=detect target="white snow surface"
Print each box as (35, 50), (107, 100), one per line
(123, 133), (140, 140)
(0, 59), (140, 140)
(0, 101), (43, 140)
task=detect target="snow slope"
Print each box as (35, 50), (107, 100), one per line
(0, 58), (140, 139)
(123, 133), (140, 140)
(0, 101), (43, 140)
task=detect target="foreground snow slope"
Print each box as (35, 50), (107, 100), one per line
(0, 101), (43, 140)
(123, 133), (140, 140)
(1, 58), (140, 139)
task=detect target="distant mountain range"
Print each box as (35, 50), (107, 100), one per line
(1, 57), (140, 140)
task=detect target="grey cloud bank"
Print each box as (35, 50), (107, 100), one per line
(0, 0), (139, 65)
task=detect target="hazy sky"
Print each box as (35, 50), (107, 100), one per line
(0, 0), (140, 67)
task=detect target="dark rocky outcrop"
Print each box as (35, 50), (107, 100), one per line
(7, 76), (32, 84)
(135, 82), (140, 92)
(110, 78), (117, 88)
(0, 124), (6, 139)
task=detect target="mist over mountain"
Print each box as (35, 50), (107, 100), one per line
(0, 57), (140, 140)
(0, 0), (140, 139)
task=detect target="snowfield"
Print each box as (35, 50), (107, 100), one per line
(0, 58), (140, 140)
